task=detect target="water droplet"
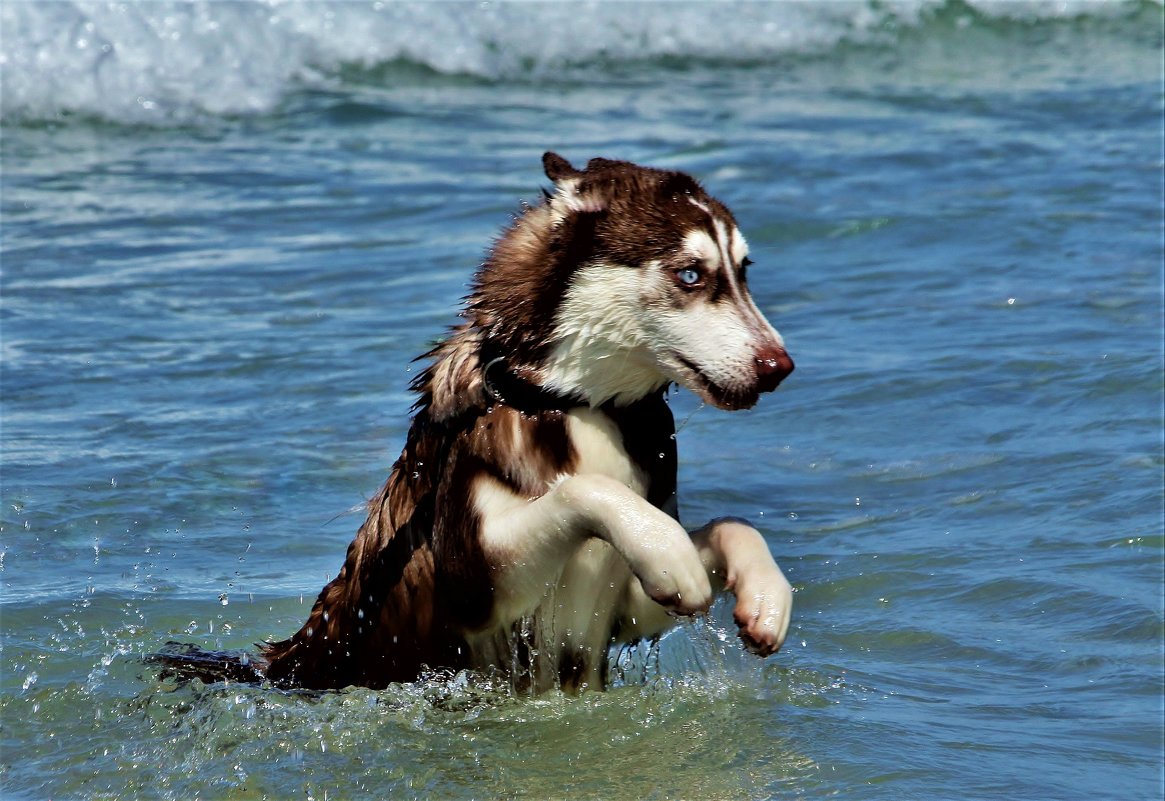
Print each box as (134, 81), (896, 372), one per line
(22, 672), (37, 691)
(219, 593), (229, 606)
(305, 626), (314, 637)
(322, 611), (330, 622)
(357, 608), (365, 619)
(185, 620), (198, 634)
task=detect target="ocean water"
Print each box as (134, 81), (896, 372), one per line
(2, 1), (1163, 799)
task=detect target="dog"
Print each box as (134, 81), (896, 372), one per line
(163, 153), (795, 693)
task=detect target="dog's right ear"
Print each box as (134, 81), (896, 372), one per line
(543, 152), (579, 183)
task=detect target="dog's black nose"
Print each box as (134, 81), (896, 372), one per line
(755, 347), (794, 393)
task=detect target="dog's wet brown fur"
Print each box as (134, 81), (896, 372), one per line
(173, 154), (745, 690)
(261, 155), (723, 689)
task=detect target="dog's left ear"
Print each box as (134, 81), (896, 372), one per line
(543, 152), (579, 183)
(542, 152), (608, 215)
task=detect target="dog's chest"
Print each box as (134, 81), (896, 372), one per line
(564, 407), (649, 496)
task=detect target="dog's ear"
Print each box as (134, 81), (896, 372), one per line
(543, 152), (608, 215)
(543, 152), (579, 183)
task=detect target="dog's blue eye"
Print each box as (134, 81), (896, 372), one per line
(677, 267), (701, 286)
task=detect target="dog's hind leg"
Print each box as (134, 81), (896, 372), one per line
(473, 472), (714, 626)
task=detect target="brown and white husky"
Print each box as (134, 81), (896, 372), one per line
(165, 153), (796, 693)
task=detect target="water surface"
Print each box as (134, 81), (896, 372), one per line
(2, 2), (1163, 799)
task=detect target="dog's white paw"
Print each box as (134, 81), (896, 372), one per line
(623, 519), (714, 617)
(731, 564), (792, 656)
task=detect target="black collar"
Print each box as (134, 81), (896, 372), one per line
(480, 354), (584, 415)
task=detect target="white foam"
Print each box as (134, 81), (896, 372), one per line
(0, 0), (1143, 124)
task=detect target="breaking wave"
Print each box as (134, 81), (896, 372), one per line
(1, 0), (1155, 125)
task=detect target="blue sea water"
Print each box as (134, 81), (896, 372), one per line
(1, 2), (1163, 799)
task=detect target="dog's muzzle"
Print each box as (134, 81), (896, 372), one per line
(755, 346), (795, 394)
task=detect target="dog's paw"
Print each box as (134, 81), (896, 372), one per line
(731, 565), (792, 656)
(562, 473), (713, 617)
(624, 522), (713, 617)
(642, 568), (714, 618)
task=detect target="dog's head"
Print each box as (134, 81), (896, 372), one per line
(474, 153), (793, 411)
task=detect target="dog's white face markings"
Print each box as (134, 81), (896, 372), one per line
(539, 181), (787, 409)
(649, 219), (785, 405)
(707, 212), (739, 295)
(686, 196), (751, 302)
(731, 229), (750, 268)
(542, 264), (671, 406)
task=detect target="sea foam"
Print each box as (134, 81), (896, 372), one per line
(0, 0), (1139, 124)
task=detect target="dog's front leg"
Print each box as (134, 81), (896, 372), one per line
(475, 473), (714, 623)
(690, 518), (793, 656)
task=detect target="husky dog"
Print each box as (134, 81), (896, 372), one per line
(167, 153), (795, 693)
